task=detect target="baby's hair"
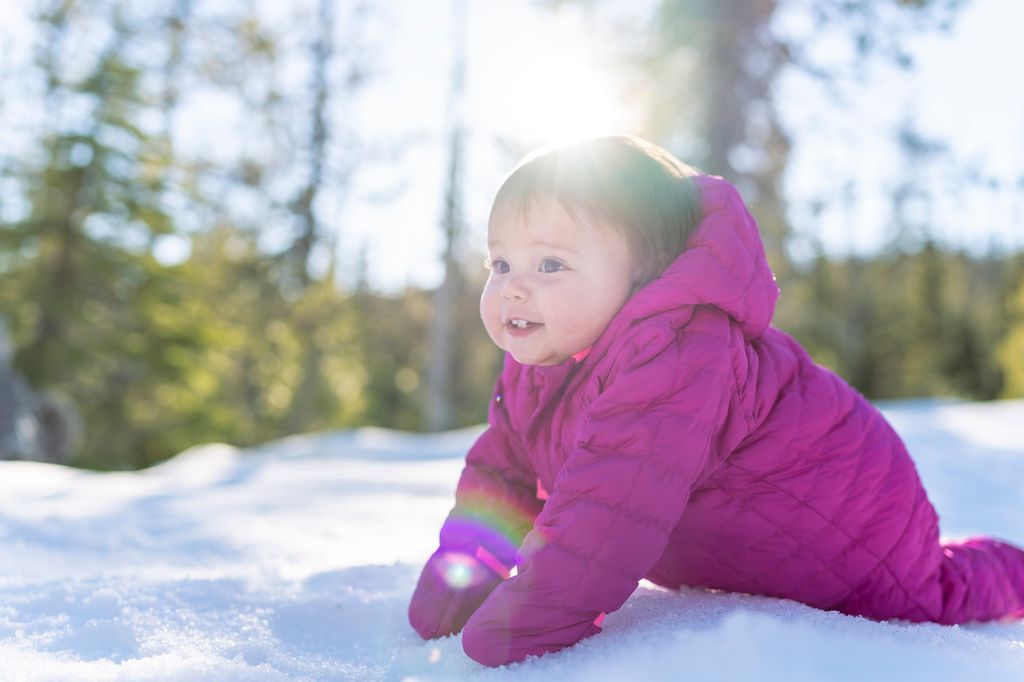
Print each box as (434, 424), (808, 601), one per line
(490, 135), (702, 287)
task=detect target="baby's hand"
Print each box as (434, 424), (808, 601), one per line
(408, 546), (509, 639)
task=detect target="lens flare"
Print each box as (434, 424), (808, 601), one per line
(437, 551), (478, 589)
(474, 545), (511, 579)
(443, 488), (541, 557)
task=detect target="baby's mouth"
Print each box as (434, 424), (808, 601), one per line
(507, 318), (542, 330)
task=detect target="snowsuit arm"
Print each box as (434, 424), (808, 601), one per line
(408, 366), (543, 640)
(462, 328), (736, 666)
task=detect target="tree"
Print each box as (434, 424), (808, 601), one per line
(425, 0), (470, 432)
(998, 264), (1024, 398)
(0, 0), (378, 467)
(547, 0), (994, 402)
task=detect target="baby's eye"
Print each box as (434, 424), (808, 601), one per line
(539, 258), (566, 273)
(486, 258), (510, 274)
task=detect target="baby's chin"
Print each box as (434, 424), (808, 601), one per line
(484, 327), (580, 366)
(504, 346), (573, 367)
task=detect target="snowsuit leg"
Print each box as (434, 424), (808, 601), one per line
(936, 537), (1024, 624)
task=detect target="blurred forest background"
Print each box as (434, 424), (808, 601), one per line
(2, 0), (1023, 469)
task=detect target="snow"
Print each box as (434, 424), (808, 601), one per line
(1, 401), (1023, 681)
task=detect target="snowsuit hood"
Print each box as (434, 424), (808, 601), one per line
(611, 175), (779, 341)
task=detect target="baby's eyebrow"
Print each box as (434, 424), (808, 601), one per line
(533, 240), (578, 254)
(486, 239), (578, 254)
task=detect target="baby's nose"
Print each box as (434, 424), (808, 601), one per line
(500, 276), (529, 302)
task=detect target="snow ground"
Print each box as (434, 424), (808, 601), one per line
(1, 399), (1023, 681)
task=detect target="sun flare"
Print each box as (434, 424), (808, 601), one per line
(470, 5), (635, 146)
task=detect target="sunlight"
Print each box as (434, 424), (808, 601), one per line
(469, 5), (635, 146)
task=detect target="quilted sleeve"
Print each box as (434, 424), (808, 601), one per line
(408, 362), (544, 640)
(461, 326), (736, 666)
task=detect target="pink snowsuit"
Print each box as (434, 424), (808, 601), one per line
(408, 175), (1024, 667)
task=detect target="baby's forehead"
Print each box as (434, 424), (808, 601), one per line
(487, 197), (614, 244)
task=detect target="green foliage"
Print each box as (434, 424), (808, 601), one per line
(2, 0), (1020, 472)
(997, 261), (1024, 398)
(0, 0), (379, 468)
(777, 243), (1016, 401)
(352, 263), (500, 432)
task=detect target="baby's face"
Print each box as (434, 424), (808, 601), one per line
(481, 199), (638, 365)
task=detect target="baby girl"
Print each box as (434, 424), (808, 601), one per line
(408, 136), (1024, 667)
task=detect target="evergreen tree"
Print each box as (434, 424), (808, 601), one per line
(998, 265), (1024, 398)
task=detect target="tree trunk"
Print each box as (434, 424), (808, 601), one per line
(425, 0), (468, 432)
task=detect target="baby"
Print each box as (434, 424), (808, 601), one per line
(408, 136), (1024, 667)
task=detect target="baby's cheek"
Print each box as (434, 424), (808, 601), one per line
(478, 291), (502, 340)
(478, 285), (493, 317)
